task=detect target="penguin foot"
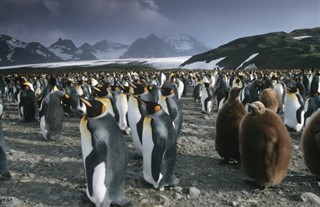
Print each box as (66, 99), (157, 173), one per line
(244, 180), (266, 190)
(111, 197), (132, 207)
(79, 191), (95, 206)
(0, 171), (12, 180)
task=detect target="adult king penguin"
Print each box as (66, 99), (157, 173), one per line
(159, 84), (183, 141)
(239, 101), (292, 188)
(127, 83), (152, 153)
(284, 87), (304, 132)
(201, 82), (214, 114)
(17, 82), (37, 122)
(40, 90), (68, 141)
(215, 87), (246, 162)
(79, 98), (130, 207)
(137, 98), (180, 190)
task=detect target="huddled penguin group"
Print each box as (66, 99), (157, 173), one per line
(0, 68), (319, 205)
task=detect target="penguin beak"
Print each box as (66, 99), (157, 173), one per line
(128, 82), (137, 89)
(80, 98), (92, 108)
(93, 87), (101, 92)
(64, 94), (70, 99)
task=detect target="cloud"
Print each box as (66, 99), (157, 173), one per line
(43, 0), (61, 15)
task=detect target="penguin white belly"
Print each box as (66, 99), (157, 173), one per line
(177, 80), (184, 100)
(86, 162), (107, 206)
(284, 96), (304, 131)
(159, 97), (169, 115)
(116, 94), (129, 130)
(218, 97), (226, 111)
(80, 118), (93, 158)
(40, 116), (47, 139)
(142, 117), (162, 189)
(274, 84), (284, 108)
(201, 89), (208, 112)
(128, 97), (142, 151)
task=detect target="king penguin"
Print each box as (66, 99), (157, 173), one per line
(239, 101), (292, 188)
(304, 93), (320, 126)
(284, 86), (305, 132)
(159, 84), (183, 142)
(127, 82), (152, 153)
(17, 81), (37, 122)
(40, 90), (68, 141)
(201, 82), (214, 114)
(137, 98), (180, 190)
(301, 110), (320, 176)
(0, 121), (11, 179)
(215, 87), (246, 162)
(79, 98), (130, 207)
(116, 84), (131, 135)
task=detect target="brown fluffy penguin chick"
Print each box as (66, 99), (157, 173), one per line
(215, 87), (246, 162)
(301, 110), (320, 176)
(239, 101), (292, 188)
(260, 88), (279, 112)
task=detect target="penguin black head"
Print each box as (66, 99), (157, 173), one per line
(93, 84), (108, 97)
(203, 82), (210, 88)
(287, 86), (298, 93)
(80, 98), (106, 118)
(120, 85), (131, 94)
(248, 101), (266, 115)
(161, 86), (174, 96)
(130, 83), (147, 95)
(135, 97), (162, 115)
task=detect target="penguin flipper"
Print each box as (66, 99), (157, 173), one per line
(295, 94), (304, 124)
(85, 149), (106, 197)
(39, 101), (48, 118)
(0, 147), (11, 179)
(136, 117), (144, 146)
(151, 137), (166, 182)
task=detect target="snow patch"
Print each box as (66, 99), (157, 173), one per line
(236, 53), (259, 69)
(48, 47), (74, 60)
(293, 36), (312, 40)
(0, 56), (192, 70)
(182, 57), (226, 70)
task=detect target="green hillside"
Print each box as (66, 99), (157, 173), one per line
(181, 27), (320, 69)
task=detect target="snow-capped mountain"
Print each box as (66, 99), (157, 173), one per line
(0, 33), (211, 66)
(120, 33), (210, 59)
(120, 33), (177, 58)
(92, 40), (129, 59)
(0, 35), (62, 65)
(162, 34), (210, 55)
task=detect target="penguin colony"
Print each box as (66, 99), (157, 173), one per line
(0, 68), (319, 205)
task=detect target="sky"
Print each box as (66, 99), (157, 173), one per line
(1, 0), (319, 49)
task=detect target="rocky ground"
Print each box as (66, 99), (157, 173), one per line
(1, 90), (320, 207)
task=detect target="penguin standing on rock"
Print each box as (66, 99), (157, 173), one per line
(79, 98), (130, 207)
(215, 87), (246, 162)
(239, 101), (292, 188)
(301, 110), (320, 176)
(137, 98), (180, 190)
(40, 90), (68, 141)
(284, 87), (304, 132)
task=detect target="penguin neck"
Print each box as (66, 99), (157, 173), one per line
(148, 110), (163, 118)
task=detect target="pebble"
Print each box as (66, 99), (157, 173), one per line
(189, 187), (201, 197)
(0, 196), (22, 207)
(174, 192), (183, 200)
(173, 186), (183, 193)
(301, 192), (320, 205)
